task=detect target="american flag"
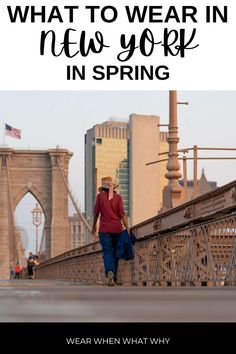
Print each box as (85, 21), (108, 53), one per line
(5, 124), (22, 139)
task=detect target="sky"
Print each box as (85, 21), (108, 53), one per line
(0, 90), (236, 255)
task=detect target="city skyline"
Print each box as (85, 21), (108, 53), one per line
(1, 90), (236, 255)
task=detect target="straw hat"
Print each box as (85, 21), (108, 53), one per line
(98, 176), (119, 191)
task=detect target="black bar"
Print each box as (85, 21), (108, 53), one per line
(0, 322), (235, 351)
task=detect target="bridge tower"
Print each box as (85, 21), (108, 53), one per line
(0, 147), (73, 279)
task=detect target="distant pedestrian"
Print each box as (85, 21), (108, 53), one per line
(92, 176), (129, 286)
(27, 252), (35, 279)
(10, 261), (15, 280)
(14, 263), (21, 279)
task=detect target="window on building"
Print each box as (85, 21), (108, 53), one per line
(96, 138), (103, 144)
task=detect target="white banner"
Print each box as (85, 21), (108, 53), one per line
(0, 0), (235, 90)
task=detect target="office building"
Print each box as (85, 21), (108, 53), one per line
(85, 115), (168, 227)
(69, 213), (91, 249)
(179, 168), (217, 201)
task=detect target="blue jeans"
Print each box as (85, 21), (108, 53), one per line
(99, 232), (120, 278)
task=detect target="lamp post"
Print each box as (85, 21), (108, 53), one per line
(162, 91), (188, 209)
(31, 203), (42, 256)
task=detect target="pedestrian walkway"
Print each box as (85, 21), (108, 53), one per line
(0, 279), (236, 322)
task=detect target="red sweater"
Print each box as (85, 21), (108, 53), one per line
(94, 191), (125, 233)
(15, 265), (21, 273)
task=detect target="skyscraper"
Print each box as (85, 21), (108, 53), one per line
(129, 114), (160, 225)
(85, 120), (129, 224)
(84, 115), (168, 228)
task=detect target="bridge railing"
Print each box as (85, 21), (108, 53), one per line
(35, 210), (236, 286)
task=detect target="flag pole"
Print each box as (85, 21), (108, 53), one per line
(2, 120), (6, 146)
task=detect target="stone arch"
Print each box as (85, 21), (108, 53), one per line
(13, 184), (49, 221)
(0, 147), (73, 279)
